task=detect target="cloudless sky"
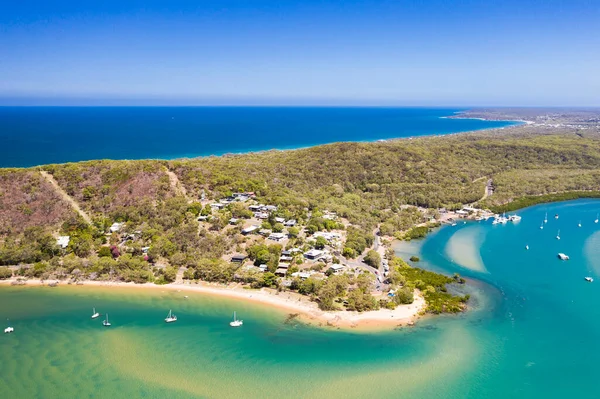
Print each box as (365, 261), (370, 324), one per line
(1, 0), (599, 106)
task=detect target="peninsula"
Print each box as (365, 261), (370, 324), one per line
(1, 108), (599, 327)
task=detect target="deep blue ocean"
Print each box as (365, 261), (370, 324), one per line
(0, 107), (516, 167)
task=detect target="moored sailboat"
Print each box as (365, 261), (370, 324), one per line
(165, 309), (177, 323)
(230, 311), (243, 327)
(92, 308), (100, 319)
(103, 313), (111, 327)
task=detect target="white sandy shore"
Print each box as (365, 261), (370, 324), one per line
(0, 278), (426, 331)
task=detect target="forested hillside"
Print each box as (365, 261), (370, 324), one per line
(0, 127), (599, 313)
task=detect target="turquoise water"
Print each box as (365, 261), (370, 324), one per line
(1, 199), (599, 398)
(0, 107), (517, 167)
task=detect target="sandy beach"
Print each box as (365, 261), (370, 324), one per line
(0, 278), (426, 331)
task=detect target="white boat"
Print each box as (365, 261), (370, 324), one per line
(544, 212), (548, 224)
(451, 222), (457, 227)
(557, 253), (569, 260)
(165, 309), (177, 323)
(525, 245), (529, 250)
(555, 214), (559, 219)
(91, 308), (100, 319)
(4, 326), (14, 334)
(595, 214), (599, 224)
(556, 230), (561, 240)
(578, 221), (582, 228)
(508, 214), (521, 222)
(585, 277), (594, 282)
(103, 313), (111, 327)
(230, 311), (243, 327)
(539, 221), (544, 230)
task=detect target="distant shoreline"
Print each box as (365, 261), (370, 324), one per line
(0, 279), (427, 331)
(0, 107), (520, 169)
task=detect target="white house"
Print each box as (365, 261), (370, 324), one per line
(109, 222), (124, 233)
(328, 264), (345, 274)
(241, 225), (259, 235)
(57, 236), (70, 249)
(210, 203), (225, 210)
(304, 249), (324, 260)
(268, 232), (287, 242)
(284, 219), (297, 227)
(314, 231), (342, 242)
(291, 271), (311, 279)
(274, 217), (285, 223)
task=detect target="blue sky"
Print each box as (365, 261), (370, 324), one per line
(1, 0), (599, 106)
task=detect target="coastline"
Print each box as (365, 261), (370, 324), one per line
(0, 278), (426, 331)
(0, 108), (521, 169)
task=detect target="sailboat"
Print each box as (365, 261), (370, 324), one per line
(539, 221), (544, 230)
(555, 214), (559, 219)
(556, 230), (561, 240)
(544, 212), (548, 224)
(230, 311), (243, 327)
(525, 245), (529, 250)
(165, 309), (177, 323)
(4, 319), (14, 334)
(595, 214), (598, 224)
(91, 308), (100, 319)
(103, 313), (111, 327)
(578, 221), (582, 228)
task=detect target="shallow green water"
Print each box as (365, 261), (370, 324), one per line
(1, 199), (600, 398)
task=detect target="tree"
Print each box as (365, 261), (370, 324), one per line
(314, 236), (328, 250)
(347, 289), (379, 312)
(261, 272), (278, 288)
(317, 280), (337, 310)
(163, 266), (177, 282)
(0, 267), (13, 279)
(363, 250), (381, 268)
(272, 223), (284, 233)
(287, 227), (300, 238)
(98, 246), (112, 257)
(393, 287), (414, 305)
(342, 247), (356, 259)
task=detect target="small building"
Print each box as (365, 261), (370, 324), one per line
(275, 263), (290, 277)
(328, 264), (345, 274)
(57, 236), (70, 249)
(258, 264), (268, 272)
(109, 222), (124, 233)
(284, 219), (297, 227)
(254, 212), (269, 219)
(241, 225), (259, 235)
(314, 231), (342, 242)
(259, 229), (272, 236)
(268, 232), (287, 242)
(249, 205), (262, 212)
(229, 218), (239, 225)
(280, 255), (293, 262)
(141, 246), (150, 254)
(274, 217), (285, 223)
(291, 271), (311, 280)
(210, 203), (225, 210)
(231, 254), (248, 263)
(197, 215), (209, 222)
(264, 205), (278, 212)
(304, 249), (324, 260)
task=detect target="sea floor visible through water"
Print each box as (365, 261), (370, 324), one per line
(2, 199), (600, 398)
